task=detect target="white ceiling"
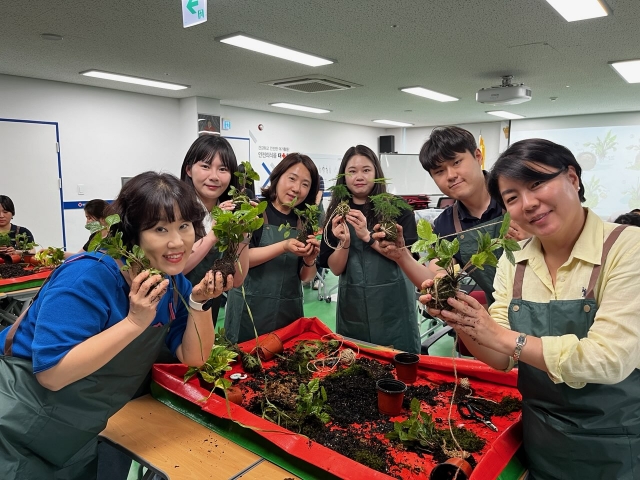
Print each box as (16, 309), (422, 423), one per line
(1, 0), (639, 128)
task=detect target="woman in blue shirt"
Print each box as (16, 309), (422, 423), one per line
(0, 171), (232, 480)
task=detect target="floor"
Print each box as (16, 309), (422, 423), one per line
(215, 270), (456, 358)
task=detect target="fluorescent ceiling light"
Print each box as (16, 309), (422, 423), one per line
(373, 119), (414, 127)
(80, 70), (189, 90)
(544, 0), (609, 22)
(610, 59), (640, 84)
(270, 103), (331, 114)
(217, 33), (333, 67)
(486, 111), (526, 120)
(400, 87), (459, 102)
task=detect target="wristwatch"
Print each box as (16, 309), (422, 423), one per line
(365, 234), (376, 247)
(512, 332), (527, 362)
(189, 293), (212, 311)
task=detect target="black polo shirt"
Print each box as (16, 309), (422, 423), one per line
(433, 197), (503, 265)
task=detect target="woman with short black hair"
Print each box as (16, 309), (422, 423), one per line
(0, 195), (35, 254)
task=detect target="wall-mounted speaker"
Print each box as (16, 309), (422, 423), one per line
(379, 135), (395, 154)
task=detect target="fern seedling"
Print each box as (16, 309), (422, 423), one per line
(295, 378), (332, 424)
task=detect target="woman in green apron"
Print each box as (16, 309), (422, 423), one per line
(423, 139), (640, 478)
(318, 145), (420, 354)
(0, 172), (232, 480)
(180, 134), (250, 326)
(225, 153), (320, 344)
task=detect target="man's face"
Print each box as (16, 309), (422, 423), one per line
(429, 149), (485, 202)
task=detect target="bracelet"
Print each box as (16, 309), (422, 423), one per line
(302, 258), (317, 267)
(512, 332), (527, 362)
(189, 293), (206, 312)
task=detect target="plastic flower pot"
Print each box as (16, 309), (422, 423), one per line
(21, 253), (38, 265)
(255, 332), (283, 361)
(376, 379), (407, 416)
(0, 253), (22, 264)
(429, 457), (473, 480)
(394, 352), (420, 384)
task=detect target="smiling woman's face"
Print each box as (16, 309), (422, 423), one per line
(344, 154), (375, 201)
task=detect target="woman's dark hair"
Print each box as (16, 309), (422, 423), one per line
(180, 135), (240, 203)
(419, 126), (478, 173)
(615, 213), (640, 227)
(261, 153), (319, 208)
(84, 199), (109, 220)
(0, 195), (15, 216)
(109, 172), (206, 250)
(324, 145), (386, 229)
(487, 138), (586, 209)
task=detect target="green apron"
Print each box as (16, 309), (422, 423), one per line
(452, 202), (504, 305)
(510, 225), (640, 479)
(186, 245), (223, 325)
(224, 212), (304, 344)
(0, 257), (177, 480)
(336, 222), (420, 354)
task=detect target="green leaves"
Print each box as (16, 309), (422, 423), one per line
(211, 200), (267, 255)
(296, 378), (332, 424)
(183, 345), (238, 390)
(328, 181), (352, 202)
(369, 192), (411, 223)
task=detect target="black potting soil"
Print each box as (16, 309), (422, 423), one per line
(0, 264), (29, 279)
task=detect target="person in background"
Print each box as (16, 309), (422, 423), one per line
(614, 212), (640, 227)
(0, 195), (35, 255)
(317, 145), (420, 353)
(225, 153), (320, 344)
(62, 199), (111, 260)
(312, 174), (326, 290)
(424, 139), (640, 478)
(180, 135), (250, 327)
(0, 171), (232, 479)
(377, 126), (521, 307)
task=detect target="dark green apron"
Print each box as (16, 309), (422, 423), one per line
(224, 212), (304, 344)
(452, 202), (504, 305)
(510, 225), (640, 479)
(0, 257), (177, 480)
(336, 222), (420, 354)
(186, 245), (223, 325)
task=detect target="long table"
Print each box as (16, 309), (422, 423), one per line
(0, 287), (39, 325)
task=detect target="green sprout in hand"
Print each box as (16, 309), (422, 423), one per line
(278, 203), (322, 243)
(229, 161), (260, 208)
(369, 192), (411, 242)
(411, 213), (521, 310)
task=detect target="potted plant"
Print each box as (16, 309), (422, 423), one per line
(183, 345), (242, 404)
(411, 214), (521, 310)
(210, 200), (267, 287)
(370, 192), (412, 242)
(229, 161), (260, 209)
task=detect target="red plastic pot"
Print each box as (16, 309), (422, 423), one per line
(376, 378), (407, 416)
(0, 253), (22, 264)
(255, 332), (283, 361)
(429, 457), (473, 480)
(223, 386), (243, 406)
(394, 352), (420, 384)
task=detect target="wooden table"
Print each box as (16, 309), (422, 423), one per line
(99, 395), (299, 480)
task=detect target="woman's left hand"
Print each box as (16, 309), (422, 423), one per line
(218, 200), (236, 212)
(345, 210), (370, 241)
(191, 270), (233, 302)
(435, 291), (500, 347)
(302, 236), (320, 264)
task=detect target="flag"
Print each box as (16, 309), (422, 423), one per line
(479, 134), (486, 170)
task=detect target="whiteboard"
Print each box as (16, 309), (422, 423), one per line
(0, 120), (65, 249)
(380, 154), (441, 195)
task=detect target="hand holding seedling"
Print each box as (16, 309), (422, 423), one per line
(126, 270), (169, 329)
(282, 238), (313, 257)
(301, 236), (320, 265)
(373, 223), (406, 261)
(345, 210), (369, 241)
(191, 270), (232, 303)
(330, 214), (351, 247)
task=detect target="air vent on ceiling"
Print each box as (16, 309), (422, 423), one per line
(263, 76), (360, 93)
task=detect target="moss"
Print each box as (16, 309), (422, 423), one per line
(492, 396), (522, 416)
(437, 426), (486, 453)
(353, 449), (387, 472)
(326, 362), (367, 379)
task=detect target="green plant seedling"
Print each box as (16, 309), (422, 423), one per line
(369, 192), (411, 242)
(13, 232), (36, 252)
(279, 203), (322, 243)
(411, 213), (521, 310)
(215, 328), (262, 373)
(296, 378), (332, 424)
(34, 247), (65, 269)
(184, 345), (238, 393)
(0, 233), (11, 248)
(229, 161), (260, 208)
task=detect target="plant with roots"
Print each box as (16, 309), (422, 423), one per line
(210, 200), (267, 287)
(411, 214), (520, 310)
(278, 203), (322, 244)
(229, 161), (260, 208)
(86, 214), (163, 275)
(584, 130), (618, 162)
(370, 192), (411, 242)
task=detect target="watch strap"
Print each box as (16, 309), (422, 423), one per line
(512, 332), (527, 362)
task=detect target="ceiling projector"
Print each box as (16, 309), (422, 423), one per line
(476, 75), (532, 105)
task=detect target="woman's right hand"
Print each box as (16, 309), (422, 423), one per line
(330, 215), (351, 247)
(126, 270), (169, 329)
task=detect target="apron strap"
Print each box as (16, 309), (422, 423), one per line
(452, 202), (462, 233)
(262, 211), (269, 226)
(585, 224), (627, 299)
(512, 238), (533, 300)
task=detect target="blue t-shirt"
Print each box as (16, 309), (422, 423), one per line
(0, 252), (192, 373)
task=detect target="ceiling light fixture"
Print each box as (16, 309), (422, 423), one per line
(609, 59), (640, 84)
(270, 103), (331, 113)
(80, 70), (189, 90)
(373, 119), (414, 127)
(400, 87), (459, 102)
(217, 33), (333, 67)
(41, 33), (63, 41)
(486, 111), (526, 120)
(544, 0), (609, 22)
